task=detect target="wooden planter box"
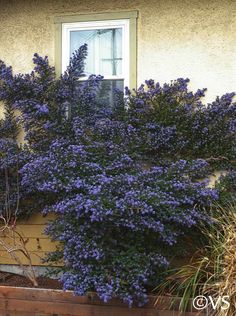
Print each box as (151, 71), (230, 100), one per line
(0, 286), (206, 316)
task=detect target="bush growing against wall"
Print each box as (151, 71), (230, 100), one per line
(0, 45), (235, 305)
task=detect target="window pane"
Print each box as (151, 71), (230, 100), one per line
(97, 79), (124, 107)
(70, 28), (123, 77)
(74, 79), (124, 110)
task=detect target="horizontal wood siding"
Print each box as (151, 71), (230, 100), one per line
(0, 214), (58, 266)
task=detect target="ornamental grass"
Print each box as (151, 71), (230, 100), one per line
(154, 203), (236, 316)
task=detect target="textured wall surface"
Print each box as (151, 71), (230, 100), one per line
(0, 0), (236, 103)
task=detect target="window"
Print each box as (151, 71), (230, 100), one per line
(55, 11), (137, 105)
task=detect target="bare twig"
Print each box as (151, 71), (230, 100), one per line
(0, 161), (38, 286)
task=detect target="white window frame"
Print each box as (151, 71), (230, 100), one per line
(61, 19), (130, 88)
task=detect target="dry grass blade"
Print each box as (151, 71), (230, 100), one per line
(154, 203), (236, 316)
(206, 204), (236, 316)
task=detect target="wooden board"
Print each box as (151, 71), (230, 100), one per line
(0, 251), (50, 266)
(0, 237), (59, 252)
(0, 287), (206, 316)
(6, 225), (48, 239)
(18, 213), (57, 225)
(0, 299), (205, 316)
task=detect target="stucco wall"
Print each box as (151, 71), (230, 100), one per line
(0, 0), (236, 104)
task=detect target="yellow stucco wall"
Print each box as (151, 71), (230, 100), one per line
(0, 0), (235, 265)
(0, 0), (236, 104)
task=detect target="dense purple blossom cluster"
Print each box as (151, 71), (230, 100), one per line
(124, 79), (236, 165)
(0, 45), (235, 306)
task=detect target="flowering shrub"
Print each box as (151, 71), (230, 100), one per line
(123, 80), (236, 166)
(0, 45), (235, 305)
(20, 139), (217, 305)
